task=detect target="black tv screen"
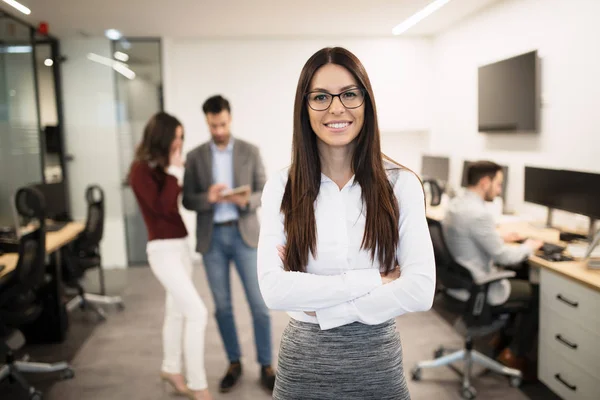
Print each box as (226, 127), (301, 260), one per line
(478, 51), (538, 133)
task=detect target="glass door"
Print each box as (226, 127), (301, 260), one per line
(113, 39), (163, 266)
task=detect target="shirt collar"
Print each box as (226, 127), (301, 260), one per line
(210, 137), (234, 153)
(465, 189), (486, 205)
(320, 173), (356, 189)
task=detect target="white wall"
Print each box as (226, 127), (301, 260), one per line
(162, 37), (433, 248)
(430, 0), (600, 230)
(60, 38), (127, 268)
(163, 38), (432, 174)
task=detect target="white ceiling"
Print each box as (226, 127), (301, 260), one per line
(12, 0), (502, 39)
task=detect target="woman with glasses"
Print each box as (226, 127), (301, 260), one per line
(257, 47), (436, 399)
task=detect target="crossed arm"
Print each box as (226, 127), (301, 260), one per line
(257, 171), (436, 330)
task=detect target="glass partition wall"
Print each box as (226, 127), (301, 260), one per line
(0, 11), (65, 229)
(113, 38), (163, 265)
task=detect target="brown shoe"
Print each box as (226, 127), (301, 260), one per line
(260, 365), (276, 392)
(219, 361), (242, 393)
(496, 348), (526, 369)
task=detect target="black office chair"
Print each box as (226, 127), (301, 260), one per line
(410, 218), (523, 399)
(0, 187), (73, 400)
(64, 185), (124, 319)
(423, 179), (442, 207)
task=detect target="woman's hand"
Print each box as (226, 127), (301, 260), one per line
(381, 267), (400, 284)
(169, 147), (184, 168)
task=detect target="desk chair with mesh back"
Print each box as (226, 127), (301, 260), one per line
(64, 185), (123, 320)
(422, 179), (442, 207)
(0, 187), (74, 400)
(410, 218), (523, 400)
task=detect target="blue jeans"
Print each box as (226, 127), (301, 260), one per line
(201, 224), (272, 366)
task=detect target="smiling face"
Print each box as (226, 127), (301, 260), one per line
(307, 63), (365, 149)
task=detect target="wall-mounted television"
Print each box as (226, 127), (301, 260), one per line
(478, 50), (539, 133)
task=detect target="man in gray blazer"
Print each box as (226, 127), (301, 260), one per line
(182, 95), (274, 393)
(443, 161), (542, 378)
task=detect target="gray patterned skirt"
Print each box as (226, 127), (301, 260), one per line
(273, 318), (410, 400)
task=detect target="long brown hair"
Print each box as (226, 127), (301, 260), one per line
(281, 47), (400, 274)
(133, 112), (182, 171)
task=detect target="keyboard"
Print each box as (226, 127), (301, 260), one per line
(514, 239), (566, 255)
(539, 253), (575, 262)
(541, 242), (566, 255)
(559, 232), (589, 242)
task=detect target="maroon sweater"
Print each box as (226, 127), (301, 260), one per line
(129, 161), (187, 241)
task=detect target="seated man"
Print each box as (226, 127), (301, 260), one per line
(442, 161), (543, 376)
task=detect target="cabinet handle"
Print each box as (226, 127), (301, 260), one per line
(555, 374), (577, 391)
(556, 294), (578, 308)
(555, 334), (578, 350)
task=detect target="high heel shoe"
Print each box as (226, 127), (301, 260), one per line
(160, 371), (193, 398)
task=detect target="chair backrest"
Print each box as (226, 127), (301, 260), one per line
(78, 185), (105, 250)
(14, 187), (47, 292)
(427, 218), (498, 332)
(427, 218), (472, 291)
(423, 179), (442, 207)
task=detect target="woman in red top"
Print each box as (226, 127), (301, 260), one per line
(129, 112), (212, 400)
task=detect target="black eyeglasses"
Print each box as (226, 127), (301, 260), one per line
(305, 88), (366, 111)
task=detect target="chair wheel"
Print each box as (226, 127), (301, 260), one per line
(434, 347), (444, 359)
(510, 376), (522, 387)
(60, 368), (75, 380)
(410, 367), (422, 381)
(116, 302), (125, 311)
(461, 386), (476, 399)
(29, 390), (43, 400)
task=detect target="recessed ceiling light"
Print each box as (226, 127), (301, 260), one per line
(44, 59), (53, 67)
(114, 51), (129, 62)
(392, 0), (452, 35)
(105, 29), (122, 40)
(2, 0), (31, 15)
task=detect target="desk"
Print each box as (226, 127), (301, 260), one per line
(0, 222), (85, 283)
(0, 222), (86, 343)
(426, 205), (600, 398)
(0, 253), (19, 283)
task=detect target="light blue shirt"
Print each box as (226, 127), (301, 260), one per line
(211, 138), (239, 223)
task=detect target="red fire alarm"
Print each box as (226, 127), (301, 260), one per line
(38, 22), (49, 35)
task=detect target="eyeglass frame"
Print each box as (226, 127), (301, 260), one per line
(304, 88), (367, 111)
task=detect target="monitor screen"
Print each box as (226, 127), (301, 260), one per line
(421, 155), (450, 184)
(461, 160), (509, 201)
(31, 182), (70, 221)
(478, 51), (538, 133)
(524, 167), (600, 220)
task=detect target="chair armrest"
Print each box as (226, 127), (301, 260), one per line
(473, 270), (516, 286)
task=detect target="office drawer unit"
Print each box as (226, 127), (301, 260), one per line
(539, 306), (600, 378)
(539, 269), (600, 332)
(539, 344), (598, 400)
(539, 269), (600, 398)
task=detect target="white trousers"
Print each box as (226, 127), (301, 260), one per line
(147, 238), (208, 390)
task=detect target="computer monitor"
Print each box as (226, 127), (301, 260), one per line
(31, 182), (70, 221)
(461, 160), (509, 201)
(524, 166), (600, 220)
(420, 155), (450, 185)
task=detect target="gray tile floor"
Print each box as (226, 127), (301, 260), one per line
(4, 266), (537, 399)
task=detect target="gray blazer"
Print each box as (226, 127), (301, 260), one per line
(182, 139), (266, 254)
